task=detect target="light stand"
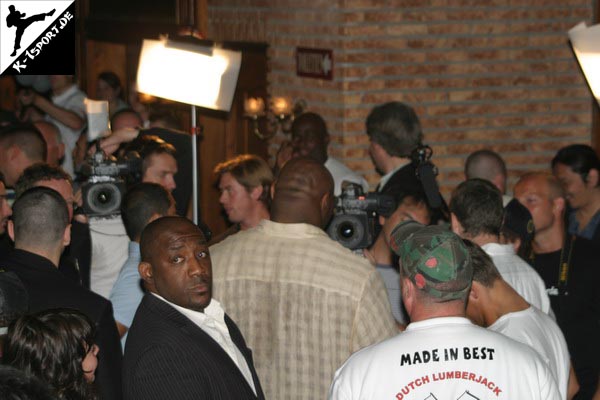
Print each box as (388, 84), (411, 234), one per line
(136, 37), (242, 224)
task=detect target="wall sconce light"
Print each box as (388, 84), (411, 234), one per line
(244, 96), (306, 140)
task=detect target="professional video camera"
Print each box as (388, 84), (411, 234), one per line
(80, 151), (141, 217)
(326, 183), (394, 250)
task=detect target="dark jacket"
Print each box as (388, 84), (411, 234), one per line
(123, 293), (264, 400)
(0, 249), (122, 400)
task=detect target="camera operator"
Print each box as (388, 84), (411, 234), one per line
(365, 101), (447, 264)
(86, 136), (177, 299)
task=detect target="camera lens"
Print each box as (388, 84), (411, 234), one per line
(97, 190), (111, 204)
(338, 222), (355, 239)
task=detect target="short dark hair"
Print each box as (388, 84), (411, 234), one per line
(0, 124), (47, 162)
(463, 239), (502, 288)
(551, 144), (600, 187)
(110, 108), (142, 129)
(98, 71), (122, 95)
(12, 187), (69, 248)
(121, 183), (172, 241)
(124, 135), (176, 175)
(366, 102), (423, 157)
(0, 365), (57, 400)
(214, 154), (273, 207)
(450, 179), (503, 237)
(465, 149), (507, 181)
(3, 309), (97, 400)
(14, 163), (72, 198)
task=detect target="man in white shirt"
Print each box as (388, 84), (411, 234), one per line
(123, 216), (264, 400)
(278, 112), (369, 196)
(19, 75), (86, 176)
(464, 239), (577, 400)
(329, 220), (561, 400)
(449, 178), (552, 314)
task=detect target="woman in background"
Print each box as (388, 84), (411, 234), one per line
(3, 308), (99, 400)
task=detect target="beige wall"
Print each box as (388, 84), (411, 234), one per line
(208, 0), (594, 196)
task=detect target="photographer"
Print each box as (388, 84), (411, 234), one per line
(365, 101), (447, 266)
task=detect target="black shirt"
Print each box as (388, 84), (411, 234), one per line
(0, 249), (123, 400)
(532, 237), (600, 399)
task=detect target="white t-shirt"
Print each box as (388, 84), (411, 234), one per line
(329, 317), (560, 400)
(482, 243), (552, 315)
(325, 157), (369, 196)
(89, 216), (129, 299)
(490, 306), (570, 400)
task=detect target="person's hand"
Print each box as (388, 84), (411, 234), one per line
(98, 127), (139, 155)
(275, 140), (294, 170)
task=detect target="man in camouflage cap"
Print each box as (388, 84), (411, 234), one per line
(329, 221), (561, 400)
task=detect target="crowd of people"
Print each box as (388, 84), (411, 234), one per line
(0, 74), (598, 400)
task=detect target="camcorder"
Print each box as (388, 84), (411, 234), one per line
(326, 183), (394, 250)
(80, 150), (141, 217)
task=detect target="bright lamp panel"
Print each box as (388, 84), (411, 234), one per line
(137, 39), (241, 111)
(569, 22), (600, 103)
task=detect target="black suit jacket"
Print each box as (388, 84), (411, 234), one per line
(123, 294), (264, 400)
(0, 249), (122, 400)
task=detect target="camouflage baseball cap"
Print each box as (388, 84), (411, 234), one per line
(389, 220), (472, 301)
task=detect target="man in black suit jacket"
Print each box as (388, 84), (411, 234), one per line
(0, 187), (122, 399)
(123, 216), (264, 400)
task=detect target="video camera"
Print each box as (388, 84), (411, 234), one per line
(80, 150), (141, 217)
(326, 183), (394, 250)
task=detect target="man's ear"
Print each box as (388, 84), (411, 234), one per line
(270, 181), (276, 201)
(321, 191), (334, 224)
(7, 220), (14, 242)
(62, 224), (71, 247)
(469, 282), (480, 303)
(249, 185), (263, 202)
(586, 169), (599, 189)
(450, 213), (463, 236)
(139, 262), (154, 286)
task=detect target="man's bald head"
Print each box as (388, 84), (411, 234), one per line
(140, 216), (203, 264)
(516, 172), (564, 200)
(290, 112), (330, 164)
(271, 157), (334, 228)
(465, 149), (507, 193)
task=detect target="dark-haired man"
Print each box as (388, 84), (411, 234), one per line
(0, 187), (122, 400)
(552, 144), (600, 242)
(464, 240), (575, 399)
(449, 178), (551, 314)
(109, 183), (176, 348)
(123, 216), (264, 399)
(14, 163), (91, 288)
(365, 101), (447, 269)
(329, 221), (560, 400)
(0, 124), (46, 187)
(282, 112), (368, 196)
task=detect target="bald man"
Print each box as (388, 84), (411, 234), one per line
(514, 172), (600, 399)
(123, 216), (264, 400)
(278, 112), (369, 196)
(210, 157), (397, 400)
(465, 149), (511, 205)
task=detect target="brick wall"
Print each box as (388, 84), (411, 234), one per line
(207, 0), (594, 196)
